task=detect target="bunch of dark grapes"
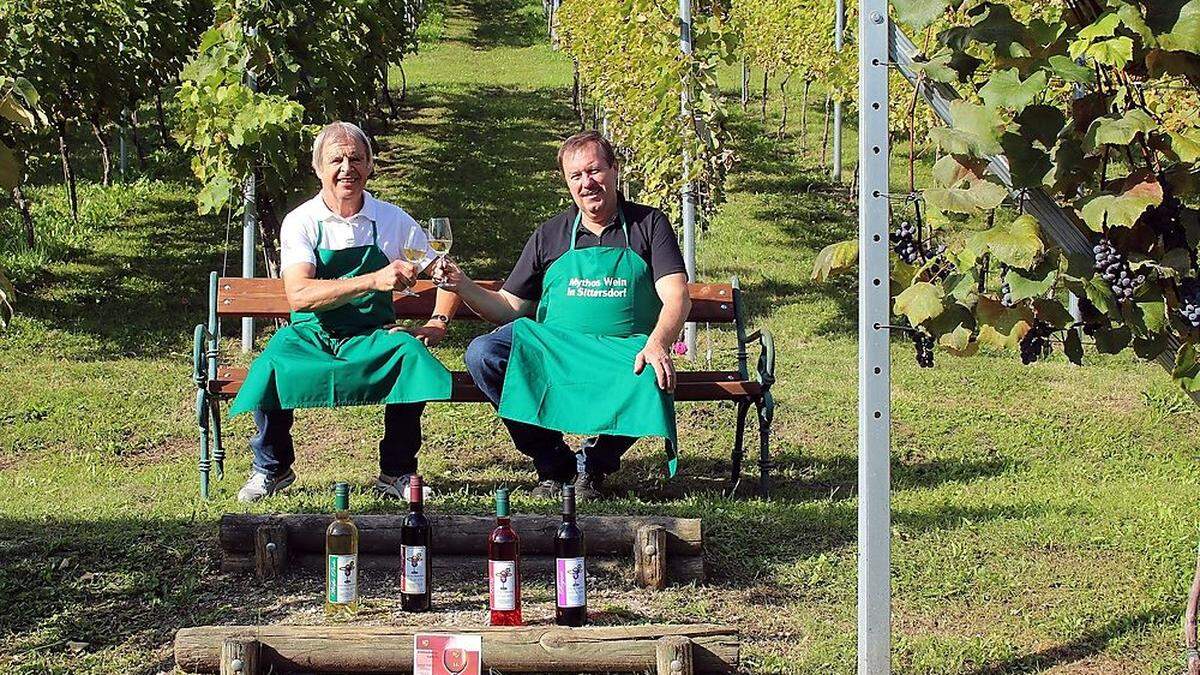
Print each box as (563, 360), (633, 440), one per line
(926, 252), (956, 283)
(890, 220), (924, 265)
(1019, 320), (1054, 365)
(1093, 237), (1144, 301)
(1178, 279), (1200, 329)
(911, 328), (935, 368)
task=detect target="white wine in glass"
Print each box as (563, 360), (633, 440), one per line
(428, 218), (452, 256)
(396, 226), (423, 297)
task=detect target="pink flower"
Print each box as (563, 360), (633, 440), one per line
(672, 341), (688, 356)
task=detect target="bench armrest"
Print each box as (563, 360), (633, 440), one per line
(745, 328), (776, 389)
(192, 323), (216, 390)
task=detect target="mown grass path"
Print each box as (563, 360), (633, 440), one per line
(2, 0), (1200, 672)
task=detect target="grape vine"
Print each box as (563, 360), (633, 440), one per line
(814, 0), (1200, 394)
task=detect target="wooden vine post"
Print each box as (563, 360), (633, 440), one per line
(656, 636), (695, 675)
(635, 524), (668, 590)
(253, 524), (287, 581)
(219, 638), (259, 675)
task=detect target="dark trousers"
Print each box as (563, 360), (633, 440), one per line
(464, 322), (635, 482)
(250, 403), (425, 478)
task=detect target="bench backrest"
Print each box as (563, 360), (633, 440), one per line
(210, 275), (738, 323)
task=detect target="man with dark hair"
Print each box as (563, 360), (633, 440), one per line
(435, 130), (690, 499)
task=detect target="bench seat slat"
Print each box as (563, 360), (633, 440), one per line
(214, 278), (736, 323)
(210, 367), (760, 402)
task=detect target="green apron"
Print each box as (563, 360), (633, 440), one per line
(498, 210), (678, 475)
(229, 219), (452, 416)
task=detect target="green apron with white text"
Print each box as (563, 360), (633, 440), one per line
(229, 219), (451, 416)
(498, 211), (678, 475)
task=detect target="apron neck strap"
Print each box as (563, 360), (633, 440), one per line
(570, 207), (628, 252)
(314, 220), (324, 253)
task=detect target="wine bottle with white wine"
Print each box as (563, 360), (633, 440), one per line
(325, 482), (359, 617)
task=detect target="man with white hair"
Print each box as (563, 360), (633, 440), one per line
(228, 121), (459, 503)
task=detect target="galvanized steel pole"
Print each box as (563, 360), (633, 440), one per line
(858, 2), (891, 672)
(241, 28), (258, 353)
(832, 0), (845, 181)
(680, 0), (698, 357)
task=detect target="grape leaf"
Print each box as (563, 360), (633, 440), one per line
(1033, 298), (1074, 329)
(976, 297), (1034, 349)
(980, 68), (1047, 113)
(948, 51), (985, 81)
(1079, 173), (1164, 230)
(891, 0), (950, 30)
(1173, 340), (1200, 392)
(894, 282), (945, 326)
(1158, 0), (1200, 52)
(1014, 105), (1067, 148)
(1046, 55), (1095, 83)
(1084, 109), (1157, 151)
(932, 154), (987, 187)
(1169, 129), (1200, 163)
(1000, 132), (1053, 189)
(0, 141), (19, 190)
(1064, 328), (1084, 364)
(1133, 334), (1168, 360)
(909, 52), (958, 84)
(928, 101), (1004, 156)
(811, 239), (858, 282)
(967, 214), (1044, 269)
(1094, 325), (1132, 353)
(924, 181), (1009, 215)
(1006, 263), (1057, 301)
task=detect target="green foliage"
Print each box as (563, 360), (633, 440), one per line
(815, 1), (1200, 393)
(175, 0), (425, 219)
(557, 0), (735, 220)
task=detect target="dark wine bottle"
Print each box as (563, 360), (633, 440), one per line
(488, 488), (522, 626)
(400, 475), (431, 612)
(554, 485), (586, 626)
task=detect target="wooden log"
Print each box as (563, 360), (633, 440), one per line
(219, 638), (259, 675)
(176, 624), (738, 673)
(220, 513), (702, 557)
(253, 525), (288, 581)
(656, 636), (695, 675)
(635, 525), (668, 590)
(220, 552), (706, 583)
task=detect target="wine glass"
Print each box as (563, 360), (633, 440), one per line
(397, 226), (425, 298)
(427, 217), (453, 288)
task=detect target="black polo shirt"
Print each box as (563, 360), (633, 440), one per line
(502, 197), (688, 301)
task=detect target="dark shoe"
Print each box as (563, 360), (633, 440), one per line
(572, 471), (605, 501)
(530, 479), (563, 500)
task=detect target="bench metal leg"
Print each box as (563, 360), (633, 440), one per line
(210, 397), (225, 481)
(727, 400), (751, 497)
(196, 389), (211, 500)
(755, 392), (775, 500)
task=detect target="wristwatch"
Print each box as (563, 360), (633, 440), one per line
(429, 313), (451, 326)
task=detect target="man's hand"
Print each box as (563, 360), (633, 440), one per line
(372, 260), (418, 292)
(430, 256), (466, 291)
(634, 339), (676, 392)
(399, 319), (448, 347)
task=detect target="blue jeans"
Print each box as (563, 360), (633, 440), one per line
(250, 403), (425, 478)
(464, 322), (635, 482)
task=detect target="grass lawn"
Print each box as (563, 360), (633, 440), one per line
(3, 0), (1200, 672)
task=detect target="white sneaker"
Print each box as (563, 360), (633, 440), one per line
(376, 473), (433, 501)
(237, 469), (296, 503)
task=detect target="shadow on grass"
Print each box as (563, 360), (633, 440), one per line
(460, 0), (546, 49)
(13, 188), (225, 357)
(704, 112), (859, 335)
(967, 606), (1177, 674)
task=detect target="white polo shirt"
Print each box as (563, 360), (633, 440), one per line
(279, 191), (436, 274)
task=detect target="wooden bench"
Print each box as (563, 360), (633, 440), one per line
(192, 272), (775, 499)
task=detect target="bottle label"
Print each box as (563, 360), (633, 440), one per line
(489, 560), (518, 611)
(556, 556), (586, 608)
(401, 545), (428, 594)
(327, 554), (358, 604)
